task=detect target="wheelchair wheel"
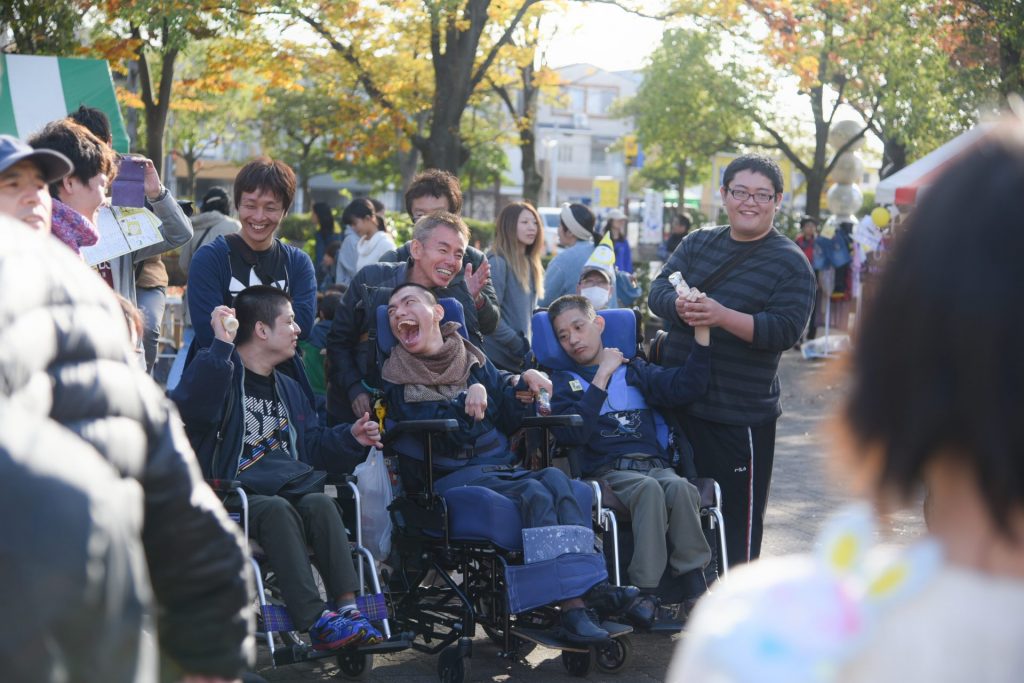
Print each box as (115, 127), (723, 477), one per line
(561, 649), (594, 677)
(437, 645), (471, 683)
(593, 635), (632, 674)
(336, 651), (373, 680)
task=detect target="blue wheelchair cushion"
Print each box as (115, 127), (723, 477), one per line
(442, 479), (594, 551)
(531, 308), (638, 371)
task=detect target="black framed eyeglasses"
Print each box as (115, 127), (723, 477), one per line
(726, 188), (777, 204)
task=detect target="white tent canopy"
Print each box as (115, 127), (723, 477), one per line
(875, 124), (993, 206)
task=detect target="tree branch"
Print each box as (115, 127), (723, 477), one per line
(487, 75), (518, 120)
(469, 0), (541, 91)
(572, 0), (682, 20)
(131, 24), (154, 111)
(757, 118), (812, 177)
(293, 11), (396, 113)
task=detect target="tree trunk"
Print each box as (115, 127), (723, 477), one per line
(999, 38), (1024, 96)
(133, 23), (178, 169)
(414, 115), (465, 173)
(185, 156), (197, 200)
(805, 172), (825, 218)
(675, 160), (688, 213)
(521, 125), (542, 206)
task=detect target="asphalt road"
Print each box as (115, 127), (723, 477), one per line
(256, 350), (925, 682)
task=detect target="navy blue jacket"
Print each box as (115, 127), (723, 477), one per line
(550, 348), (710, 477)
(171, 338), (366, 482)
(381, 358), (527, 469)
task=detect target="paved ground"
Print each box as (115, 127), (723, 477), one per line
(256, 350), (925, 682)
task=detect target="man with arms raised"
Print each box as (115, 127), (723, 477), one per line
(327, 211), (492, 425)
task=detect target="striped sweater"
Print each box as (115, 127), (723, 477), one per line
(648, 225), (815, 426)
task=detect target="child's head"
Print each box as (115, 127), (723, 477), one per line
(549, 295), (605, 366)
(318, 289), (343, 321)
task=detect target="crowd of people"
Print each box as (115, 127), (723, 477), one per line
(3, 100), (1023, 683)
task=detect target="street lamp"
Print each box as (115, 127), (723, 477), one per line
(546, 138), (559, 207)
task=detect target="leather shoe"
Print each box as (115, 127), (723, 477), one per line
(624, 593), (658, 629)
(560, 608), (610, 644)
(585, 582), (640, 617)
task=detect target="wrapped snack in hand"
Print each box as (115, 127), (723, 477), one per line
(669, 271), (691, 298)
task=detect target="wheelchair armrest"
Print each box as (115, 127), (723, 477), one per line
(382, 419), (459, 444)
(206, 479), (241, 493)
(520, 414), (583, 429)
(325, 473), (357, 486)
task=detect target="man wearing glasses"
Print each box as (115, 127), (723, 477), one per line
(648, 154), (815, 568)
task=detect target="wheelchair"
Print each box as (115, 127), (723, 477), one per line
(529, 306), (729, 629)
(371, 298), (635, 681)
(207, 476), (410, 680)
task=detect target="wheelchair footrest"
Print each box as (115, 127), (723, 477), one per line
(259, 592), (389, 634)
(512, 620), (632, 653)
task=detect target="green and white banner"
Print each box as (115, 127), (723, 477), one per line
(0, 54), (130, 153)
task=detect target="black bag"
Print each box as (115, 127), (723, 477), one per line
(238, 456), (326, 501)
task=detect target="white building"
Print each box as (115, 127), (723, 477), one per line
(500, 63), (640, 210)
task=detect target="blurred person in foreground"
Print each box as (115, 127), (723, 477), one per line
(668, 123), (1024, 682)
(0, 217), (253, 682)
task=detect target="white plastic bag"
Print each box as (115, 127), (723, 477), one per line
(353, 448), (393, 561)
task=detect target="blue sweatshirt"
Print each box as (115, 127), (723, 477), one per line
(550, 346), (710, 477)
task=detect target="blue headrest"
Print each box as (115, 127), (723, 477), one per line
(531, 308), (639, 371)
(376, 296), (467, 355)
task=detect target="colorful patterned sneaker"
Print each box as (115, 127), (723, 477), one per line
(309, 610), (366, 651)
(340, 607), (384, 645)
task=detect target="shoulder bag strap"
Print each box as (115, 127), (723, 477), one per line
(694, 235), (769, 294)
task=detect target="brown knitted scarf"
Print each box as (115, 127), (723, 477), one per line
(382, 321), (486, 402)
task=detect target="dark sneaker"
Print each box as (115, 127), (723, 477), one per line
(309, 610), (366, 651)
(623, 594), (658, 629)
(340, 607), (384, 645)
(560, 607), (610, 644)
(585, 582), (641, 618)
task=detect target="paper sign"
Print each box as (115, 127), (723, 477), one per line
(853, 215), (883, 253)
(80, 204), (163, 266)
(112, 157), (146, 207)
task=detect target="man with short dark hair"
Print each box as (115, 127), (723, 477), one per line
(326, 211), (493, 425)
(547, 294), (712, 609)
(648, 153), (815, 566)
(172, 284), (384, 651)
(186, 157), (318, 401)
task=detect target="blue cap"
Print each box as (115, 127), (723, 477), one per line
(0, 134), (73, 183)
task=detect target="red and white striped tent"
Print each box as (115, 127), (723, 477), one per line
(875, 124), (993, 206)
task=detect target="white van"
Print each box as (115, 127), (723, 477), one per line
(537, 206), (561, 255)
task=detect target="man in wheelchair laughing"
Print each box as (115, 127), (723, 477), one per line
(381, 283), (638, 643)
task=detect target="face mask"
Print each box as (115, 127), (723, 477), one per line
(581, 286), (610, 309)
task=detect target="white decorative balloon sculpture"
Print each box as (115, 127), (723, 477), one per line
(822, 120), (864, 237)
